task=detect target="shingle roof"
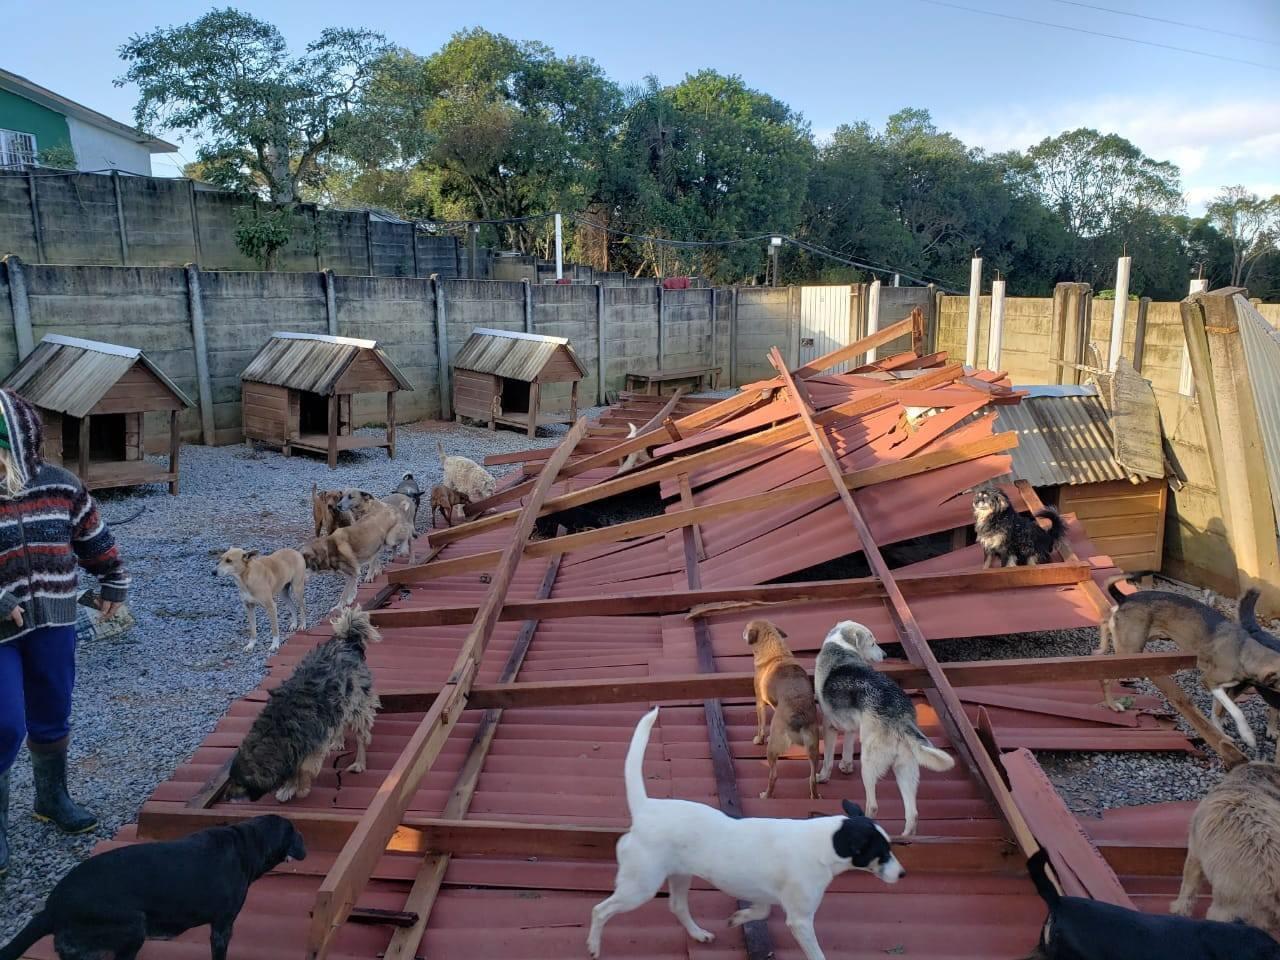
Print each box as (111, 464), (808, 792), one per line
(453, 327), (586, 381)
(240, 332), (412, 395)
(1, 334), (192, 417)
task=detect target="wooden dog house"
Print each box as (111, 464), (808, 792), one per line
(240, 333), (411, 468)
(452, 328), (586, 436)
(2, 334), (192, 493)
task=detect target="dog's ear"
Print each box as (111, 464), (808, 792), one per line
(841, 799), (864, 819)
(244, 549), (259, 560)
(745, 623), (759, 645)
(287, 826), (307, 862)
(777, 626), (789, 640)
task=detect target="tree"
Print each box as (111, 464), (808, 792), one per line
(118, 8), (390, 202)
(1206, 186), (1280, 288)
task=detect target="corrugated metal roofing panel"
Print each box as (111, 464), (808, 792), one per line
(240, 332), (412, 394)
(988, 393), (1132, 487)
(1, 334), (193, 416)
(1237, 296), (1280, 529)
(453, 327), (587, 382)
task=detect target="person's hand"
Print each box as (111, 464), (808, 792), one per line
(98, 599), (121, 620)
(9, 606), (22, 627)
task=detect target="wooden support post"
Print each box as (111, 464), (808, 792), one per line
(26, 172), (45, 263)
(527, 382), (540, 438)
(304, 419), (589, 960)
(386, 391), (396, 459)
(910, 305), (926, 358)
(111, 170), (129, 265)
(327, 394), (339, 469)
(167, 409), (180, 495)
(2, 255), (35, 360)
(432, 276), (452, 421)
(569, 379), (579, 424)
(78, 415), (91, 484)
(770, 348), (1039, 858)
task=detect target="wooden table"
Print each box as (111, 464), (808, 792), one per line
(624, 366), (721, 395)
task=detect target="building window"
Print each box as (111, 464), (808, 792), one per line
(0, 129), (38, 168)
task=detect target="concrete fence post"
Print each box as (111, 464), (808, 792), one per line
(987, 279), (1007, 372)
(965, 257), (982, 368)
(788, 285), (801, 369)
(3, 256), (35, 360)
(1109, 255), (1132, 370)
(522, 278), (533, 333)
(925, 283), (938, 354)
(186, 180), (203, 264)
(1133, 296), (1151, 374)
(322, 269), (338, 336)
(730, 286), (739, 387)
(433, 275), (452, 420)
(365, 211), (376, 277)
(26, 172), (46, 263)
(709, 287), (718, 378)
(656, 283), (665, 371)
(183, 264), (216, 444)
(596, 282), (606, 405)
(111, 170), (129, 265)
(866, 279), (882, 363)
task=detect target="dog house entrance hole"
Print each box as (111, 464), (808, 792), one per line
(62, 413), (126, 463)
(500, 378), (530, 414)
(298, 392), (330, 435)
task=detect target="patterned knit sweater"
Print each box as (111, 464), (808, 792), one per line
(0, 390), (129, 644)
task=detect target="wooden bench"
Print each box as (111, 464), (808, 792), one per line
(624, 366), (721, 395)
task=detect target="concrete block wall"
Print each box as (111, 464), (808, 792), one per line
(735, 288), (792, 384)
(601, 285), (659, 397)
(118, 177), (199, 266)
(532, 283), (599, 411)
(0, 178), (37, 261)
(35, 174), (122, 265)
(662, 287), (714, 374)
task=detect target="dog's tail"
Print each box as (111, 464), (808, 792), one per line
(1102, 571), (1159, 605)
(625, 707), (659, 819)
(330, 606), (382, 652)
(0, 910), (53, 960)
(908, 727), (956, 772)
(1034, 507), (1067, 544)
(1026, 849), (1061, 909)
(437, 440), (447, 464)
(1240, 588), (1266, 636)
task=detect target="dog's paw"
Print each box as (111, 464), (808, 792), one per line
(838, 760), (854, 775)
(816, 771), (831, 784)
(751, 735), (764, 746)
(728, 909), (759, 928)
(1169, 898), (1191, 917)
(689, 928), (715, 944)
(274, 785), (297, 803)
(344, 761), (366, 775)
(243, 640), (257, 652)
(586, 934), (601, 959)
(758, 789), (772, 800)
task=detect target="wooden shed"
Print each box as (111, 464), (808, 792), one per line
(989, 383), (1169, 572)
(1, 334), (193, 494)
(452, 328), (586, 436)
(240, 333), (412, 468)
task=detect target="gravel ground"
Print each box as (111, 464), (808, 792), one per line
(0, 413), (599, 939)
(936, 578), (1280, 819)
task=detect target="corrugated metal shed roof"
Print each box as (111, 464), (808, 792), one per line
(240, 332), (412, 395)
(1237, 296), (1280, 530)
(453, 327), (587, 382)
(1, 334), (193, 418)
(988, 389), (1140, 487)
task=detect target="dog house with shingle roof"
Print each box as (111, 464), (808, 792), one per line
(452, 327), (586, 436)
(2, 334), (193, 494)
(240, 332), (412, 468)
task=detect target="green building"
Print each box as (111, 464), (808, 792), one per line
(0, 68), (175, 174)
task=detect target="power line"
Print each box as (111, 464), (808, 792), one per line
(1042, 0), (1280, 47)
(913, 0), (1280, 71)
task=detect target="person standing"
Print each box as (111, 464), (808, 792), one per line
(0, 389), (129, 874)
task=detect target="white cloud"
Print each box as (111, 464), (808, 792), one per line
(946, 94), (1280, 213)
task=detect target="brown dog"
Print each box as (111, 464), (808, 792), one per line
(745, 619), (822, 800)
(430, 483), (466, 528)
(311, 483), (351, 538)
(214, 547), (308, 652)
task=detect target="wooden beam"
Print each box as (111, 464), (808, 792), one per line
(375, 651), (1197, 713)
(371, 562), (1092, 629)
(793, 314), (916, 379)
(769, 347), (1040, 858)
(382, 547), (563, 960)
(1013, 480), (1247, 769)
(305, 418), (589, 960)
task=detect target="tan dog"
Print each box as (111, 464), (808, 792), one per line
(1172, 762), (1280, 936)
(303, 492), (412, 607)
(430, 483), (466, 527)
(340, 490), (414, 561)
(745, 619), (822, 800)
(214, 547), (308, 652)
(310, 483), (350, 537)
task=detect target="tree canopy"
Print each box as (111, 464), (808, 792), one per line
(120, 13), (1277, 297)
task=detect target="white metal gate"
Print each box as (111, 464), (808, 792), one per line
(800, 285), (854, 373)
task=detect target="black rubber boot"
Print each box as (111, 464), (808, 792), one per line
(0, 769), (10, 875)
(30, 739), (96, 834)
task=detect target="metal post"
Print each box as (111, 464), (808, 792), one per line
(3, 256), (35, 360)
(596, 282), (606, 405)
(987, 279), (1007, 372)
(965, 257), (982, 368)
(26, 172), (45, 263)
(433, 275), (452, 420)
(866, 279), (882, 363)
(1109, 255), (1132, 370)
(323, 269), (338, 336)
(554, 213), (563, 281)
(111, 170), (129, 265)
(183, 264), (216, 444)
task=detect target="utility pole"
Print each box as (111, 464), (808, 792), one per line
(769, 236), (782, 288)
(554, 213), (563, 281)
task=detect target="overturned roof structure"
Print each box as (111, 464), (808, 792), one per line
(49, 315), (1232, 960)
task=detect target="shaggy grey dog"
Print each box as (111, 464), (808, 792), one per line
(972, 484), (1066, 568)
(394, 472), (424, 528)
(227, 608), (381, 803)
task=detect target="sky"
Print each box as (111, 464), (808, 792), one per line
(8, 0), (1280, 213)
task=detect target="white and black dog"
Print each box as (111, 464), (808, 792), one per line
(972, 484), (1066, 568)
(814, 621), (955, 837)
(587, 707), (903, 960)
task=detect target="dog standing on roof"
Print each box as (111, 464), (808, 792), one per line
(745, 619), (822, 800)
(971, 484), (1066, 568)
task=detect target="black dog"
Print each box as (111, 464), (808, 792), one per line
(0, 815), (305, 960)
(1026, 850), (1280, 959)
(972, 485), (1066, 568)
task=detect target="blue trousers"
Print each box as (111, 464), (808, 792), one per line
(0, 625), (76, 774)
